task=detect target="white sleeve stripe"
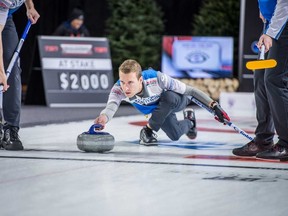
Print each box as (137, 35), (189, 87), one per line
(266, 0), (288, 39)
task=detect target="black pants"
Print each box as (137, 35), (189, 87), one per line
(254, 23), (288, 147)
(149, 91), (192, 141)
(2, 17), (22, 128)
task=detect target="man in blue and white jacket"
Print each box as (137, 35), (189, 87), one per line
(233, 0), (288, 160)
(0, 0), (39, 150)
(95, 59), (230, 145)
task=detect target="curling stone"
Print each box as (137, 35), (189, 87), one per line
(77, 124), (114, 153)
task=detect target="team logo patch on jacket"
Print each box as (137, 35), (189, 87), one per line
(133, 95), (160, 105)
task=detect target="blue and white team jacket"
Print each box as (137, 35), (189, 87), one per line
(258, 0), (288, 39)
(101, 69), (187, 120)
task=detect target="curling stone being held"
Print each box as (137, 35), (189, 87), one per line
(77, 124), (114, 153)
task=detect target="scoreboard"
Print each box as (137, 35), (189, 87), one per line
(38, 36), (114, 107)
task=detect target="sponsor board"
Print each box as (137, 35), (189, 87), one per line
(38, 36), (114, 107)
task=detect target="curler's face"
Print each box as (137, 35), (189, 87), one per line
(119, 71), (143, 98)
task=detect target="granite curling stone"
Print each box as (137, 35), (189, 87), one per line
(77, 124), (115, 153)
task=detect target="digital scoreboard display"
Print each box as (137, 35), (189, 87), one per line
(38, 36), (114, 107)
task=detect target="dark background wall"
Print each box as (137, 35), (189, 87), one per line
(12, 0), (202, 87)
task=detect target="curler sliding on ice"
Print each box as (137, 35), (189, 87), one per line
(94, 59), (233, 146)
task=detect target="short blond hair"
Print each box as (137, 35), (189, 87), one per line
(119, 59), (142, 79)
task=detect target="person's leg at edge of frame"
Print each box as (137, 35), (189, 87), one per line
(256, 23), (288, 160)
(232, 66), (274, 157)
(0, 115), (4, 149)
(1, 18), (23, 151)
(232, 38), (276, 157)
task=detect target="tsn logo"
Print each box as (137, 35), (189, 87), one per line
(44, 45), (59, 52)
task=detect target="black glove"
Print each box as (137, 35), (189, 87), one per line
(211, 102), (230, 123)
